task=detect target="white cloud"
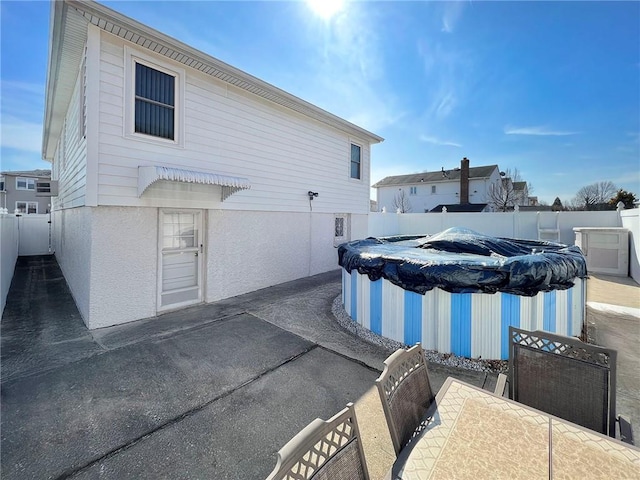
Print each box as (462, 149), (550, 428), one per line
(1, 80), (42, 96)
(441, 1), (465, 33)
(504, 125), (580, 136)
(419, 134), (461, 147)
(1, 116), (42, 153)
(416, 39), (472, 121)
(434, 92), (457, 118)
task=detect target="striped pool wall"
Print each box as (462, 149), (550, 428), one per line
(342, 269), (586, 360)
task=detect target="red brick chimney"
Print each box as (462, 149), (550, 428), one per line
(460, 157), (470, 204)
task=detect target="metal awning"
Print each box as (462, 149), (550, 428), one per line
(138, 165), (251, 201)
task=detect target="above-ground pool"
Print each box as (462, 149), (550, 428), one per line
(338, 228), (588, 360)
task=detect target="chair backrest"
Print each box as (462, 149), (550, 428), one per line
(265, 403), (369, 480)
(375, 343), (436, 455)
(509, 326), (617, 437)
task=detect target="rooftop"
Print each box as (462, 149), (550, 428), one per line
(372, 165), (498, 188)
(1, 169), (51, 177)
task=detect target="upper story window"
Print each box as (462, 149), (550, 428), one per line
(431, 185), (436, 194)
(16, 177), (36, 190)
(0, 176), (4, 191)
(135, 63), (175, 140)
(350, 143), (361, 179)
(125, 47), (184, 146)
(410, 186), (417, 195)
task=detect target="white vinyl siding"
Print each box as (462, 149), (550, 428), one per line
(96, 33), (371, 214)
(53, 49), (88, 210)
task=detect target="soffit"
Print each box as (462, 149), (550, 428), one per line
(42, 2), (88, 159)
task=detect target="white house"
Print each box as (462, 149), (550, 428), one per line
(42, 0), (383, 329)
(373, 158), (501, 213)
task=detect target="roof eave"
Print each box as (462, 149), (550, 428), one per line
(42, 0), (66, 160)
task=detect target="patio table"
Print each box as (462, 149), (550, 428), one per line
(385, 377), (640, 480)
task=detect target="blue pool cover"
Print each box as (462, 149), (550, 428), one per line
(338, 228), (587, 296)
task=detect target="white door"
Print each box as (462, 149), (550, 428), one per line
(158, 210), (203, 311)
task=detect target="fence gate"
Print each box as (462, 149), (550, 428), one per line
(18, 214), (51, 256)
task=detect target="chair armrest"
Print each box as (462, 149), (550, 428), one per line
(494, 374), (508, 397)
(618, 415), (634, 445)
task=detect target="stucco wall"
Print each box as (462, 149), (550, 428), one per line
(0, 214), (19, 315)
(205, 210), (306, 302)
(59, 207), (350, 328)
(88, 206), (158, 329)
(206, 210), (346, 302)
(53, 207), (93, 322)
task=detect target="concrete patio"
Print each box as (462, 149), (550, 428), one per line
(1, 255), (638, 479)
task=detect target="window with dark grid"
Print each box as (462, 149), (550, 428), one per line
(135, 63), (175, 140)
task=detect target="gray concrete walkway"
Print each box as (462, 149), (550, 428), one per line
(1, 256), (495, 480)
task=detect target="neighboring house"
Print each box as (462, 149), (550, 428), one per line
(43, 0), (382, 329)
(0, 170), (52, 214)
(373, 158), (501, 213)
(512, 181), (530, 207)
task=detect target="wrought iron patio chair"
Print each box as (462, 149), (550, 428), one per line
(375, 343), (436, 455)
(504, 326), (633, 444)
(265, 402), (369, 480)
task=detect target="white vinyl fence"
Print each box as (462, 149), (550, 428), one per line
(17, 214), (52, 256)
(369, 210), (622, 245)
(1, 213), (52, 316)
(368, 208), (640, 283)
(1, 214), (19, 316)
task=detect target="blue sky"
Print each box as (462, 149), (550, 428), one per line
(1, 0), (639, 205)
